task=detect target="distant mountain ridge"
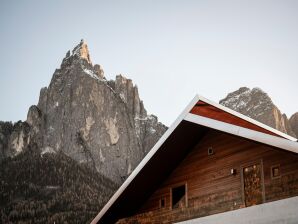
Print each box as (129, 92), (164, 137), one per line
(220, 87), (297, 138)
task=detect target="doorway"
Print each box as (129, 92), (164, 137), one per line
(242, 162), (264, 207)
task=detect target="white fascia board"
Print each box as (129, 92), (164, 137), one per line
(91, 95), (200, 223)
(184, 113), (298, 154)
(197, 95), (297, 142)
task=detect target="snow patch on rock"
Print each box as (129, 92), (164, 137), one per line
(83, 68), (100, 80)
(119, 93), (126, 103)
(41, 146), (56, 156)
(149, 127), (156, 134)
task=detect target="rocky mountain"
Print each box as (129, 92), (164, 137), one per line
(0, 40), (167, 223)
(0, 121), (31, 159)
(220, 87), (297, 138)
(0, 39), (167, 184)
(290, 113), (298, 138)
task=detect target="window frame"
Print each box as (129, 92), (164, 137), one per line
(208, 146), (214, 155)
(159, 197), (166, 209)
(170, 182), (188, 210)
(271, 164), (281, 179)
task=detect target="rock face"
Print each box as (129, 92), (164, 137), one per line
(290, 113), (298, 138)
(0, 40), (166, 223)
(0, 40), (167, 184)
(220, 87), (296, 138)
(0, 121), (31, 160)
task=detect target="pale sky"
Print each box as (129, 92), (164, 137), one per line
(0, 0), (297, 126)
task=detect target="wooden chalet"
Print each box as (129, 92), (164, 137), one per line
(92, 95), (298, 224)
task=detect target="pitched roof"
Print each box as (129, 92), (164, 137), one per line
(92, 95), (298, 224)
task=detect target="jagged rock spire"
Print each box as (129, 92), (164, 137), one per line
(72, 39), (92, 64)
(59, 40), (106, 81)
(93, 64), (104, 79)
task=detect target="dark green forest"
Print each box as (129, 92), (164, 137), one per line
(0, 147), (117, 224)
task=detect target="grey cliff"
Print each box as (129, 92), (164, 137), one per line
(0, 40), (167, 184)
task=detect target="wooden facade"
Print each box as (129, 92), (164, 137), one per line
(117, 130), (298, 223)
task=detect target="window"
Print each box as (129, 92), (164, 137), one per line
(271, 165), (281, 179)
(159, 197), (165, 208)
(208, 147), (214, 155)
(171, 184), (186, 209)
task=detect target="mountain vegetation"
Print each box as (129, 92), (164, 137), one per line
(0, 143), (117, 224)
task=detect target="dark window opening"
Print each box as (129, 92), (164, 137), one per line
(160, 197), (165, 208)
(208, 147), (214, 155)
(271, 165), (280, 178)
(172, 184), (186, 209)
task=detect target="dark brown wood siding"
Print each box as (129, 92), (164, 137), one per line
(118, 130), (298, 224)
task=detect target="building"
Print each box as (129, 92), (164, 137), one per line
(92, 95), (298, 224)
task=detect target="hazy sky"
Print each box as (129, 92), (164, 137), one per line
(0, 0), (297, 126)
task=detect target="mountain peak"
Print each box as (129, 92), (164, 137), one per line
(220, 87), (296, 137)
(61, 40), (92, 69)
(71, 39), (92, 64)
(220, 87), (273, 110)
